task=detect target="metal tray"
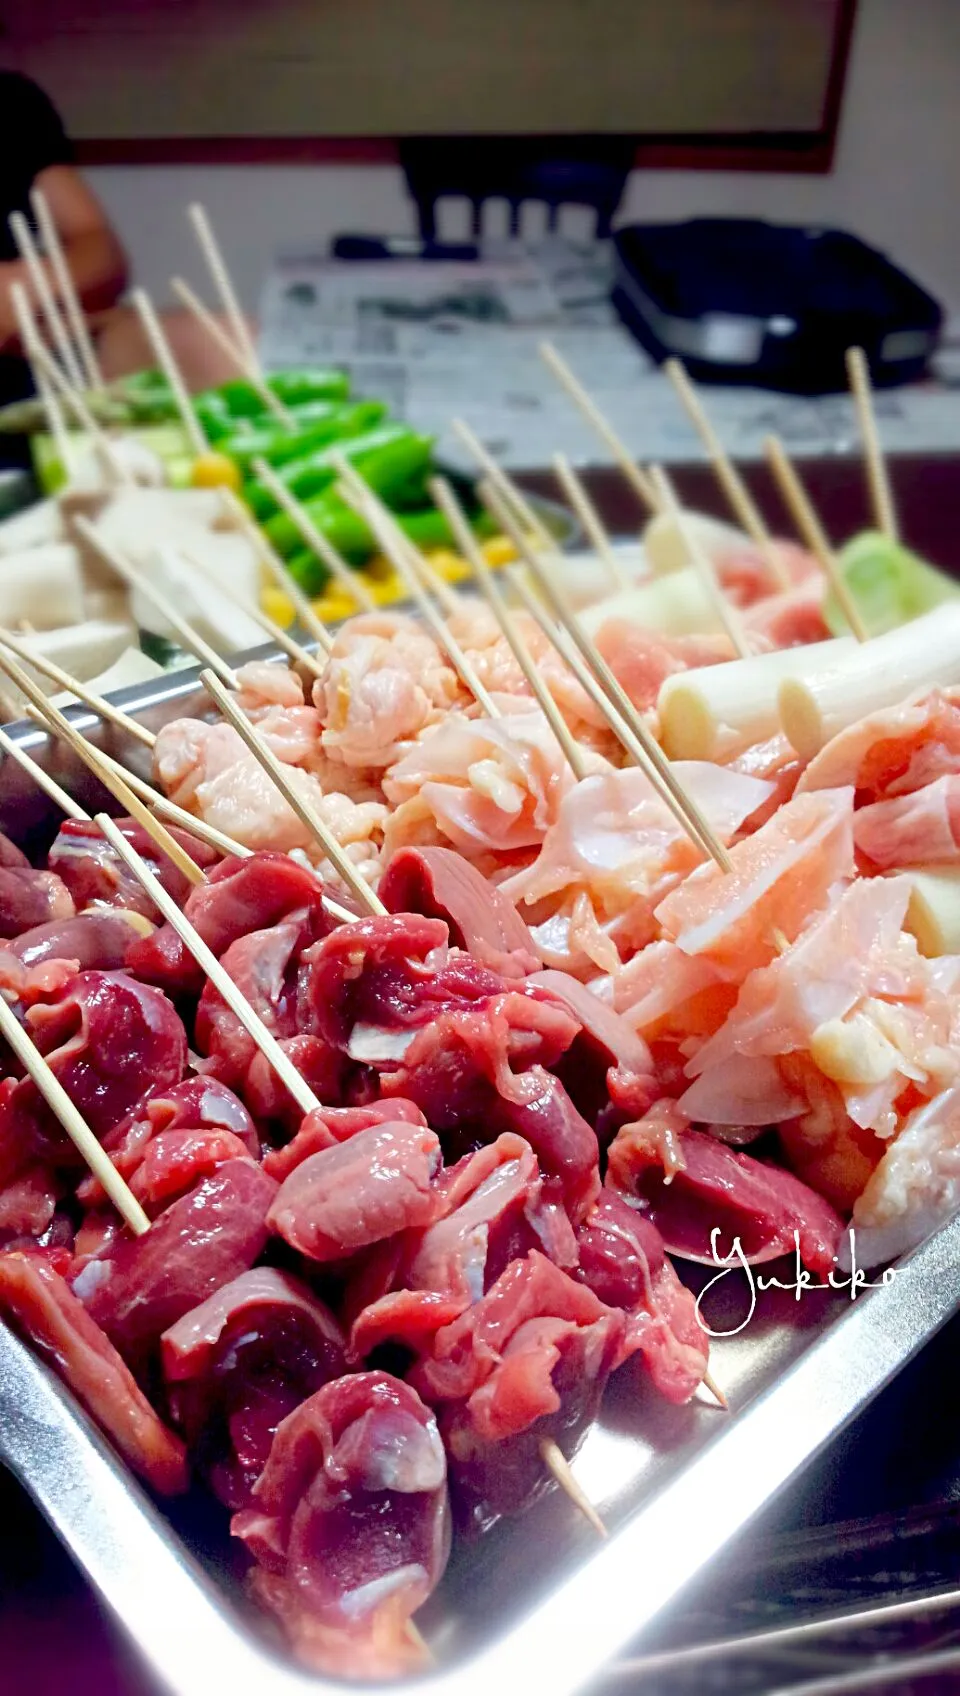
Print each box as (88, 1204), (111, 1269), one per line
(2, 658), (960, 1696)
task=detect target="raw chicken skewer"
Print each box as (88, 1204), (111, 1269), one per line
(430, 473), (588, 780)
(538, 341), (660, 516)
(0, 626), (157, 746)
(333, 461), (500, 717)
(218, 488), (334, 653)
(0, 990), (149, 1234)
(30, 185), (104, 392)
(451, 415), (554, 548)
(483, 479), (733, 870)
(200, 668), (387, 915)
(9, 210), (85, 391)
(762, 434), (868, 642)
(130, 287), (207, 458)
(552, 452), (630, 589)
(251, 456), (376, 613)
(0, 646), (205, 887)
(663, 357), (790, 590)
(846, 345), (899, 542)
(97, 814), (322, 1115)
(0, 723), (88, 820)
(74, 516), (240, 688)
(651, 466), (750, 658)
(170, 276), (294, 427)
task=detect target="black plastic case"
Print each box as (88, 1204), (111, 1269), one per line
(611, 218), (943, 393)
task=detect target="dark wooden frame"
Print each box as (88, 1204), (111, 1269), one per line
(75, 0), (857, 174)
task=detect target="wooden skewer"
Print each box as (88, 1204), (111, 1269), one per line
(0, 626), (157, 745)
(0, 991), (149, 1234)
(9, 283), (75, 480)
(97, 815), (321, 1116)
(538, 342), (660, 516)
(23, 316), (131, 484)
(509, 564), (726, 864)
(218, 489), (333, 655)
(552, 452), (630, 589)
(73, 516), (240, 689)
(487, 483), (733, 869)
(451, 417), (554, 549)
(129, 287), (207, 457)
(650, 467), (750, 658)
(663, 358), (790, 590)
(181, 549), (326, 681)
(170, 277), (294, 427)
(9, 210), (85, 392)
(187, 203), (261, 376)
(201, 669), (387, 915)
(0, 648), (205, 888)
(845, 346), (898, 543)
(30, 186), (103, 392)
(701, 1369), (727, 1409)
(762, 436), (868, 643)
(334, 463), (500, 717)
(339, 466), (464, 619)
(250, 458), (376, 614)
(540, 1438), (607, 1538)
(430, 475), (587, 780)
(0, 725), (88, 820)
(411, 551), (464, 618)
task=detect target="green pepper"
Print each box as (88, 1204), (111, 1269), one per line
(193, 391), (242, 442)
(262, 431), (435, 556)
(268, 368), (350, 407)
(230, 400), (388, 487)
(247, 419), (419, 521)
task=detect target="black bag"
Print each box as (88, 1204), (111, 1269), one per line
(611, 218), (942, 393)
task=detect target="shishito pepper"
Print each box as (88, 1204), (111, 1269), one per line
(262, 430), (436, 558)
(246, 419), (418, 522)
(228, 400), (388, 484)
(284, 500), (477, 592)
(267, 368), (350, 407)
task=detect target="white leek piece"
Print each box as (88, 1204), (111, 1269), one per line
(659, 637), (856, 760)
(643, 508), (748, 578)
(0, 544), (85, 630)
(50, 647), (165, 710)
(579, 567), (723, 640)
(779, 606), (960, 760)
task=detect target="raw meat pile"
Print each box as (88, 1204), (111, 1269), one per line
(0, 528), (957, 1679)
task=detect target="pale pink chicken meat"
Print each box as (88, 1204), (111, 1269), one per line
(855, 775), (960, 869)
(798, 688), (960, 801)
(313, 612), (460, 773)
(593, 623), (735, 715)
(849, 1084), (960, 1266)
(382, 710), (606, 866)
(446, 604), (610, 746)
(680, 876), (960, 1141)
(502, 762), (774, 975)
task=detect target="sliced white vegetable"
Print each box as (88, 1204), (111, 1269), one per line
(69, 436), (167, 492)
(130, 542), (263, 654)
(779, 605), (960, 759)
(578, 566), (723, 640)
(659, 636), (857, 760)
(529, 543), (648, 610)
(643, 509), (749, 578)
(50, 647), (165, 710)
(0, 544), (85, 630)
(0, 497), (64, 555)
(2, 617), (138, 708)
(91, 488), (237, 574)
(893, 865), (960, 957)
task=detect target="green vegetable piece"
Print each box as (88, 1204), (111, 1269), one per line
(268, 369), (350, 407)
(825, 530), (960, 637)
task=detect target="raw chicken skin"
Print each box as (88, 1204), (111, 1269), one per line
(798, 688), (960, 801)
(313, 612), (460, 772)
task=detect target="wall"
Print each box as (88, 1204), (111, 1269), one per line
(85, 0), (960, 318)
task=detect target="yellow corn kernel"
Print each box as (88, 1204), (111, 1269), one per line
(260, 586), (296, 628)
(481, 534), (518, 569)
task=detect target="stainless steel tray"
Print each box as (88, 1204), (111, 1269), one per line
(2, 656), (960, 1695)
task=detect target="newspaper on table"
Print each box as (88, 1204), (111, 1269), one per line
(259, 238), (960, 472)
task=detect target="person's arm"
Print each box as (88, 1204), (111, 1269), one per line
(0, 165), (128, 351)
